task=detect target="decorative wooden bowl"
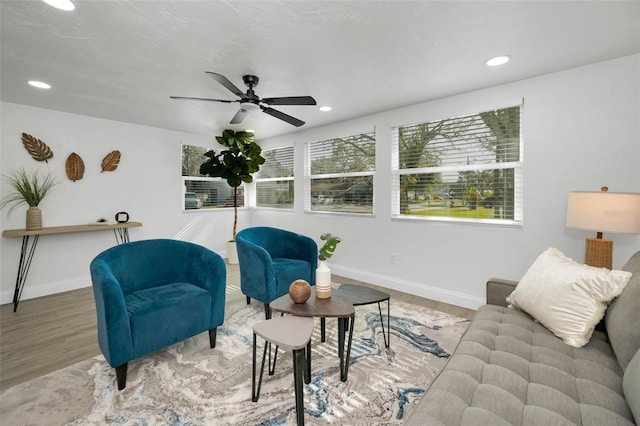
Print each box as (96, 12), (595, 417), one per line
(289, 279), (311, 304)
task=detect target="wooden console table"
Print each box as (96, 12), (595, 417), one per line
(2, 222), (142, 312)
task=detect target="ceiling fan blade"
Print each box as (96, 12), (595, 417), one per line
(205, 72), (244, 97)
(170, 96), (237, 103)
(261, 106), (305, 127)
(261, 96), (317, 106)
(230, 108), (249, 124)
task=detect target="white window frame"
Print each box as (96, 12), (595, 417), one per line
(181, 143), (244, 211)
(254, 146), (295, 210)
(304, 130), (376, 215)
(391, 101), (524, 226)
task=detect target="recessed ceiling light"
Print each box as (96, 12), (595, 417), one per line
(28, 80), (51, 89)
(485, 56), (511, 67)
(42, 0), (75, 11)
(319, 106), (332, 112)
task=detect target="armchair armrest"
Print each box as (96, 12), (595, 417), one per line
(185, 248), (227, 327)
(236, 237), (278, 302)
(89, 259), (134, 367)
(285, 233), (318, 282)
(486, 278), (518, 307)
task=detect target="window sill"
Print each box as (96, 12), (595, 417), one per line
(391, 214), (522, 229)
(182, 206), (248, 213)
(305, 210), (376, 218)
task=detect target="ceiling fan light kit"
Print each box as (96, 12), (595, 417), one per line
(171, 72), (316, 127)
(239, 102), (260, 112)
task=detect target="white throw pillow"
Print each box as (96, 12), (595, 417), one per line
(506, 248), (632, 348)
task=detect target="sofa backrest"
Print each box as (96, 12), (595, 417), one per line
(605, 250), (640, 373)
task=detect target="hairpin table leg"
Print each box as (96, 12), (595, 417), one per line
(12, 235), (39, 312)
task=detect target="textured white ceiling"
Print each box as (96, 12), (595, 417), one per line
(1, 1), (639, 139)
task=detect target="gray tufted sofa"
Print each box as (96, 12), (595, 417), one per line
(406, 250), (640, 425)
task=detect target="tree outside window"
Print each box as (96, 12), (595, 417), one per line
(306, 131), (375, 214)
(255, 146), (294, 209)
(392, 104), (522, 223)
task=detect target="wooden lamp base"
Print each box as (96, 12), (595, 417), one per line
(584, 237), (613, 269)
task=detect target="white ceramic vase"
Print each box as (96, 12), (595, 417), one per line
(315, 259), (332, 298)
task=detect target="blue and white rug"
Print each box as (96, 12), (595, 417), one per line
(1, 299), (469, 425)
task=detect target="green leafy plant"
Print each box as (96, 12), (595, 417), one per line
(0, 167), (59, 213)
(319, 233), (341, 260)
(200, 129), (265, 240)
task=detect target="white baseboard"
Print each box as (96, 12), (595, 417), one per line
(330, 264), (484, 311)
(0, 277), (91, 306)
(1, 264), (484, 311)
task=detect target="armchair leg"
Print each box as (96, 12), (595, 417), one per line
(116, 363), (128, 390)
(246, 296), (251, 305)
(264, 304), (271, 319)
(209, 328), (217, 348)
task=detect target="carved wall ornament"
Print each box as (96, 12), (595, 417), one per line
(21, 133), (53, 163)
(65, 152), (85, 182)
(101, 150), (121, 172)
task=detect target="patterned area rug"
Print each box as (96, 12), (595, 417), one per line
(1, 299), (469, 425)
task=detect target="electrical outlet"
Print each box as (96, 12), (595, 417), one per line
(391, 254), (399, 265)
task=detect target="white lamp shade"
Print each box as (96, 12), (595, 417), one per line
(566, 192), (640, 234)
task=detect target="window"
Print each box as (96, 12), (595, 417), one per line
(392, 103), (522, 224)
(255, 146), (294, 209)
(305, 130), (375, 214)
(181, 144), (243, 210)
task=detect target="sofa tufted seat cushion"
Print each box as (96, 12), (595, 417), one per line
(409, 305), (635, 426)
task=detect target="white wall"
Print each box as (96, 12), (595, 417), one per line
(253, 55), (640, 309)
(2, 55), (638, 309)
(0, 104), (246, 303)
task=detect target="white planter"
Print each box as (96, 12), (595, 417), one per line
(226, 240), (239, 264)
(315, 259), (332, 298)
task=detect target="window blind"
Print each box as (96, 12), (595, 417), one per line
(256, 146), (294, 209)
(305, 130), (375, 214)
(181, 143), (242, 210)
(392, 104), (523, 224)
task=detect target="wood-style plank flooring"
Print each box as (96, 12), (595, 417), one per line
(0, 263), (475, 392)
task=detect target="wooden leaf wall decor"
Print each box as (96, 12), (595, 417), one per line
(65, 152), (85, 182)
(22, 133), (54, 163)
(101, 150), (121, 172)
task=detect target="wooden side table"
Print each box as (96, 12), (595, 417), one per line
(270, 288), (355, 382)
(332, 283), (391, 348)
(2, 222), (142, 311)
(252, 316), (315, 426)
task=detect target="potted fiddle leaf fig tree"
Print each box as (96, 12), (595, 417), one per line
(0, 167), (59, 230)
(200, 129), (265, 263)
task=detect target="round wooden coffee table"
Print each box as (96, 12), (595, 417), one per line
(270, 288), (355, 382)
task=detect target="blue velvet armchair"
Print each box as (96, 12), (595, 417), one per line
(89, 239), (226, 390)
(236, 227), (317, 318)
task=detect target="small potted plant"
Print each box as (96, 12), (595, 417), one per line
(0, 167), (59, 230)
(316, 233), (341, 298)
(199, 129), (265, 263)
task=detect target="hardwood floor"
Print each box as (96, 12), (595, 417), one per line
(0, 263), (475, 392)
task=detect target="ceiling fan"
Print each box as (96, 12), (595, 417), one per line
(170, 72), (317, 127)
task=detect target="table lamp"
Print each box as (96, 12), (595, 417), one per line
(566, 187), (640, 269)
